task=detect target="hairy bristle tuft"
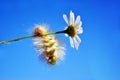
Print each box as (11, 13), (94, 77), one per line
(33, 25), (65, 65)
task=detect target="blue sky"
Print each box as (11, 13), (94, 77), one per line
(0, 0), (120, 80)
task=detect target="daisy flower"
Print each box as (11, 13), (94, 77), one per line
(63, 11), (83, 50)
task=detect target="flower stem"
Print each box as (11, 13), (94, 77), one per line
(0, 30), (67, 45)
(0, 35), (35, 44)
(45, 30), (66, 35)
(55, 30), (66, 34)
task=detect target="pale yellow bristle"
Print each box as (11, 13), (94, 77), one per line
(33, 25), (65, 65)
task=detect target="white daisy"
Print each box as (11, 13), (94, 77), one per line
(63, 10), (83, 50)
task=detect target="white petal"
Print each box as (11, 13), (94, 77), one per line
(75, 16), (82, 29)
(75, 35), (81, 45)
(64, 27), (68, 30)
(77, 26), (83, 34)
(69, 11), (75, 25)
(79, 21), (82, 27)
(69, 37), (74, 48)
(75, 15), (80, 26)
(65, 33), (68, 37)
(73, 37), (79, 50)
(63, 14), (69, 24)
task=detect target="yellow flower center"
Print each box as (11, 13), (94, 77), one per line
(66, 24), (77, 38)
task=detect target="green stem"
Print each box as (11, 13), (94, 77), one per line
(45, 32), (56, 35)
(0, 35), (35, 44)
(0, 30), (66, 45)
